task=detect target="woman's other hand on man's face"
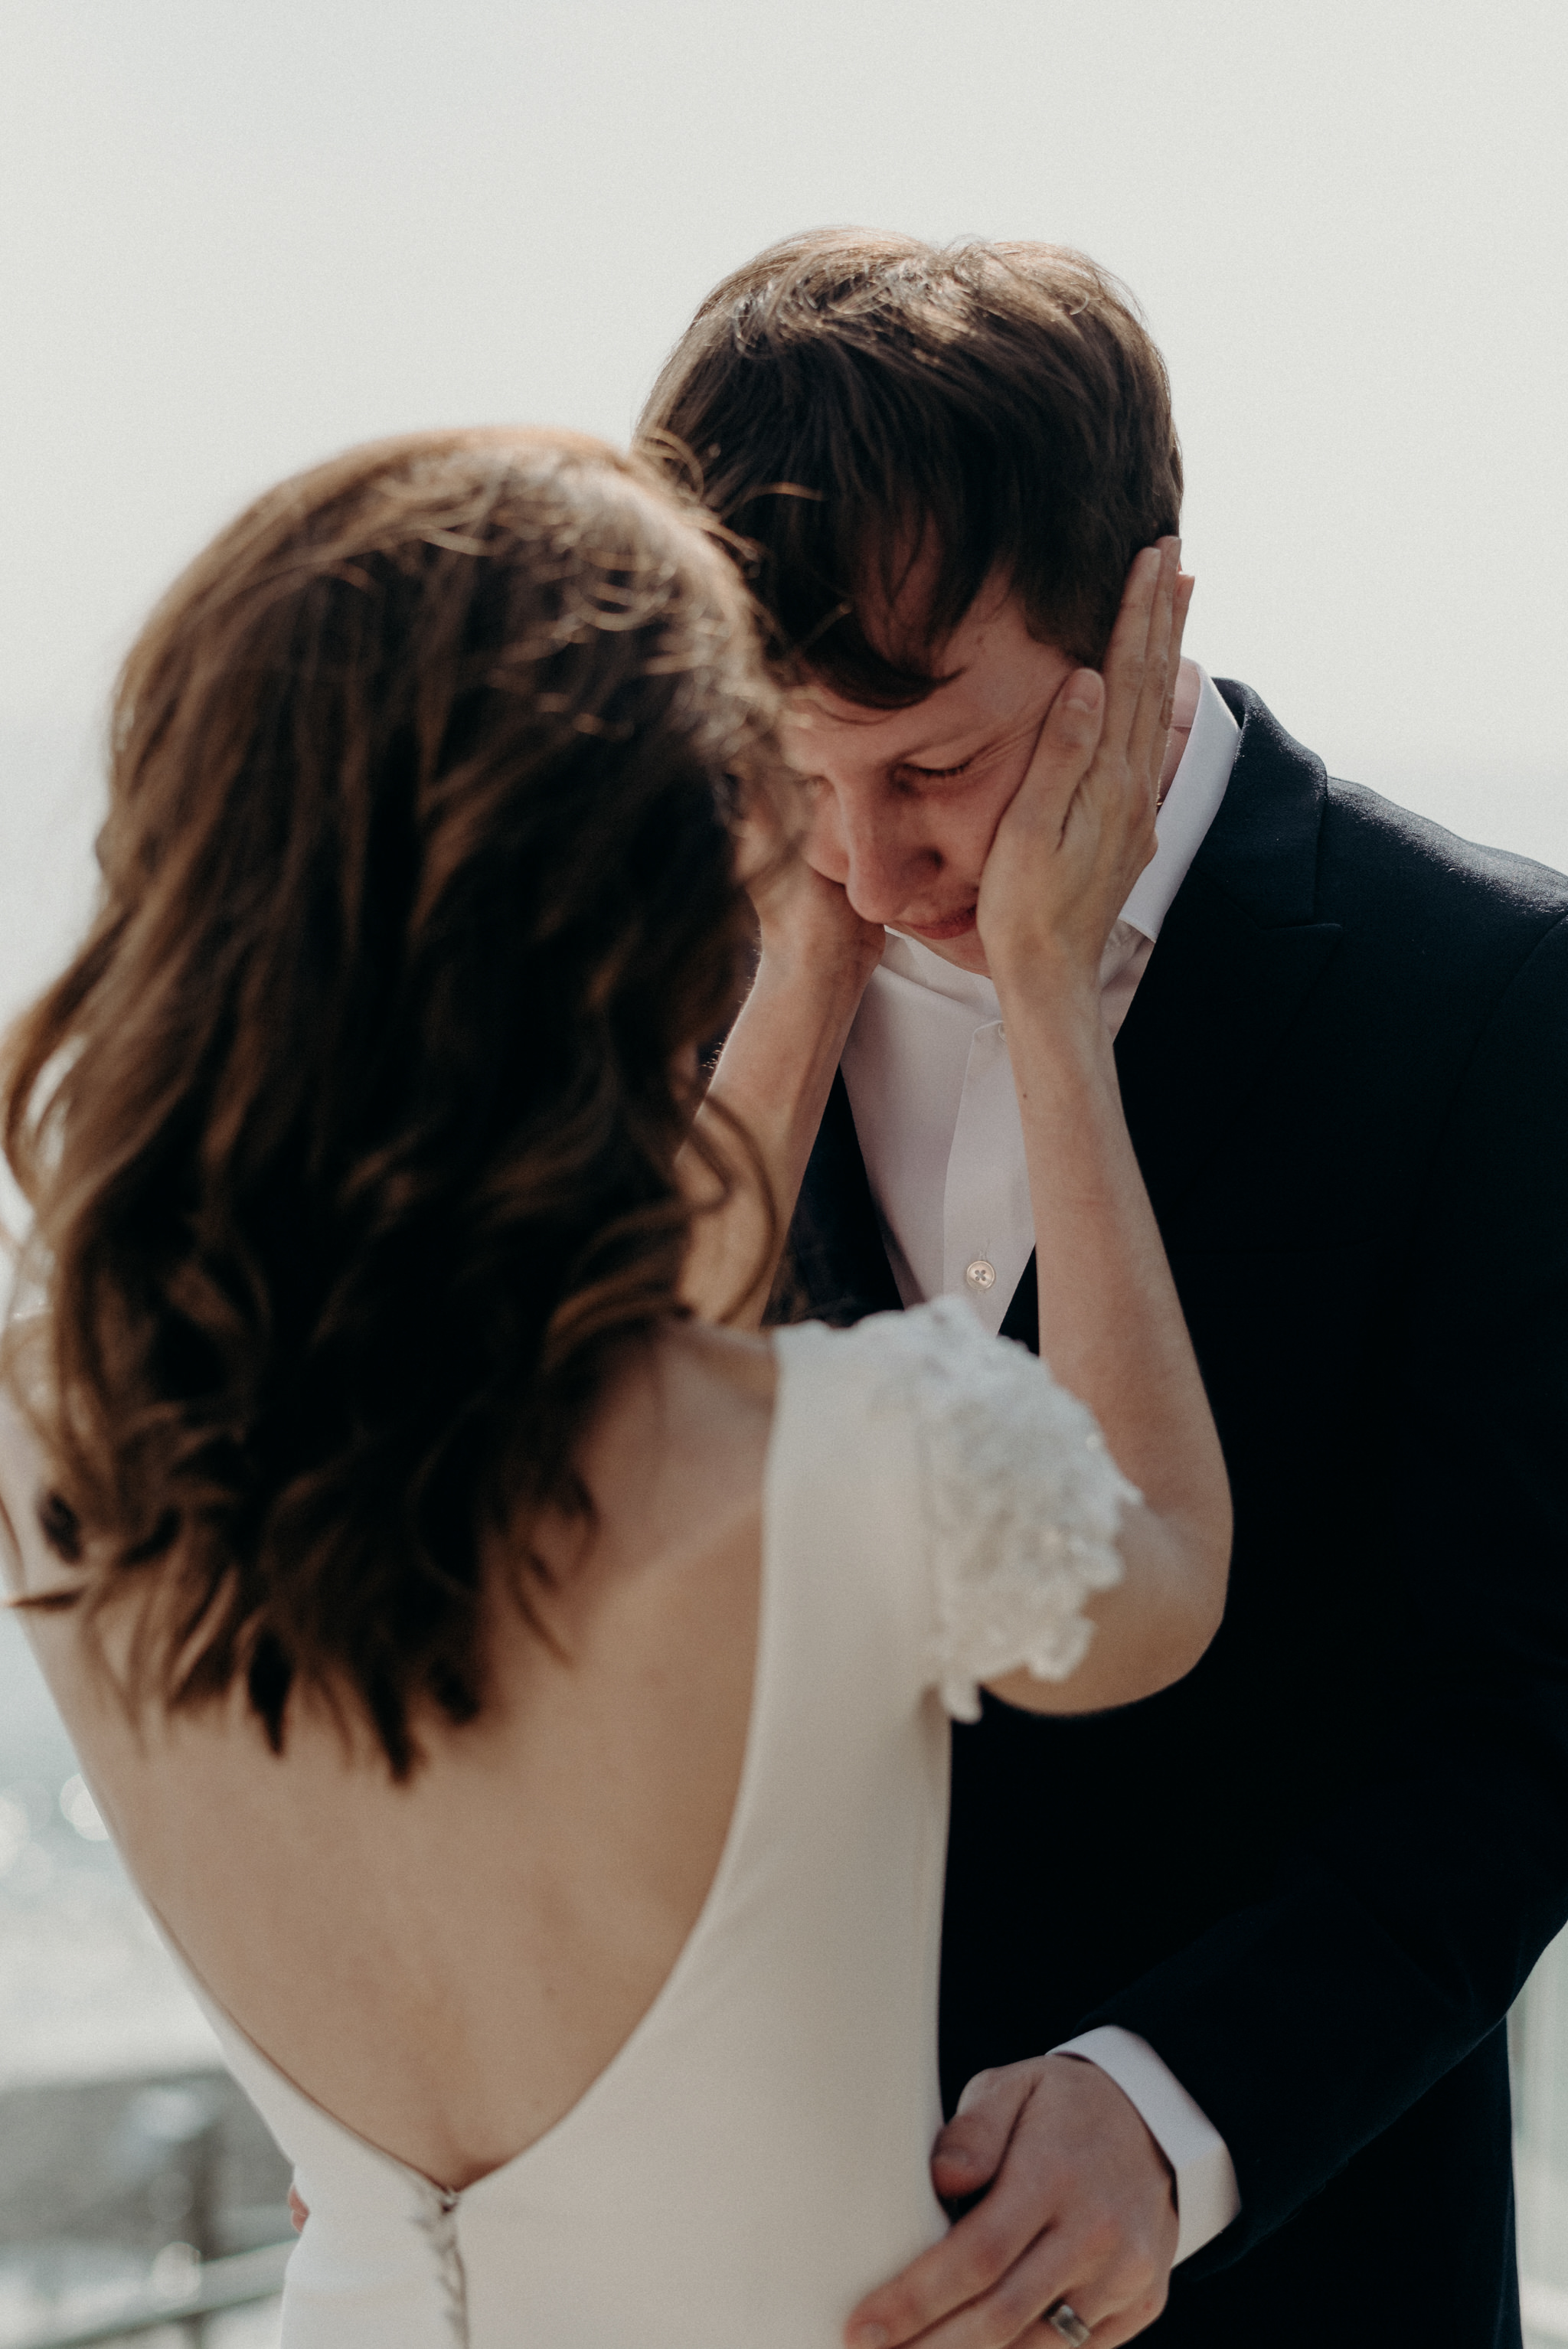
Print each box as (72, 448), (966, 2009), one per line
(737, 766), (887, 1001)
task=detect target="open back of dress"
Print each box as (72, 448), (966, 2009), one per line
(10, 1300), (1132, 2348)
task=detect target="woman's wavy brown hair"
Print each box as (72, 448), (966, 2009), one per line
(2, 427), (780, 1774)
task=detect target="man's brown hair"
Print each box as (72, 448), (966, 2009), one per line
(638, 229), (1183, 706)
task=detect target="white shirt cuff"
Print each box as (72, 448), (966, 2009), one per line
(1050, 2024), (1240, 2262)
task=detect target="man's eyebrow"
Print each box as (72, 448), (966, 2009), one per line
(894, 710), (1014, 766)
(795, 665), (969, 730)
(892, 701), (1047, 772)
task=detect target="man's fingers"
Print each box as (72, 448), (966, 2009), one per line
(930, 2060), (1040, 2200)
(929, 2224), (1129, 2349)
(844, 2187), (1049, 2349)
(849, 2055), (1178, 2349)
(1061, 2287), (1170, 2349)
(888, 2213), (1167, 2349)
(929, 2115), (1008, 2202)
(848, 2205), (1159, 2349)
(848, 2069), (1051, 2347)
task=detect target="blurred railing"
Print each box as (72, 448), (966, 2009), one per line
(9, 2241), (288, 2347)
(0, 2066), (292, 2349)
(2, 1932), (1566, 2348)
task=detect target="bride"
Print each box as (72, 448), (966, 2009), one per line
(0, 429), (1227, 2347)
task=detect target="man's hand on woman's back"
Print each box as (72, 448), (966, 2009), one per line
(847, 2054), (1177, 2348)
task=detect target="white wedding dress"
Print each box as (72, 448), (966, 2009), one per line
(171, 1299), (1135, 2347)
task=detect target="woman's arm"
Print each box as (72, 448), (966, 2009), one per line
(978, 544), (1231, 1716)
(677, 832), (883, 1327)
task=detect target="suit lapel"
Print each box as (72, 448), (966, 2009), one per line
(1113, 683), (1342, 1224)
(1115, 879), (1343, 1224)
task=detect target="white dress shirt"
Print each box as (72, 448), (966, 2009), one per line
(841, 665), (1243, 2259)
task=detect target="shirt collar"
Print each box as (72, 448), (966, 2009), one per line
(879, 926), (998, 1007)
(1119, 665), (1240, 943)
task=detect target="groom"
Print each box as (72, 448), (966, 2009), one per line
(639, 234), (1568, 2344)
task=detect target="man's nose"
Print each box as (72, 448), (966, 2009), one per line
(804, 785), (938, 925)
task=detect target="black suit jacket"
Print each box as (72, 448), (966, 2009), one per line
(786, 684), (1568, 2345)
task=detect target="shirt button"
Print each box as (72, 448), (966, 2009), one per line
(965, 1258), (997, 1292)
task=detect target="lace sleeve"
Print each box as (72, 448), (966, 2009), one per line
(849, 1297), (1139, 1721)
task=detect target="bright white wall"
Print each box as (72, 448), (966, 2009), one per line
(2, 0), (1565, 1034)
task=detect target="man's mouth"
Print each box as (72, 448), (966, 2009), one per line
(904, 904), (979, 942)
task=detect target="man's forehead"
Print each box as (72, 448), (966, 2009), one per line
(788, 586), (1057, 747)
(784, 672), (980, 765)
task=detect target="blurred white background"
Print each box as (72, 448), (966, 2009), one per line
(2, 0), (1566, 1040)
(2, 8), (1566, 2334)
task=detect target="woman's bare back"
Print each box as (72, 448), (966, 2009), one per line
(1, 1322), (777, 2190)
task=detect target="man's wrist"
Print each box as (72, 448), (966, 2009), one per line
(1048, 2050), (1176, 2197)
(1050, 2027), (1241, 2264)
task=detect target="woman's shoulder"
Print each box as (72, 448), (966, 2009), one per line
(794, 1297), (1121, 1478)
(779, 1301), (1137, 1720)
